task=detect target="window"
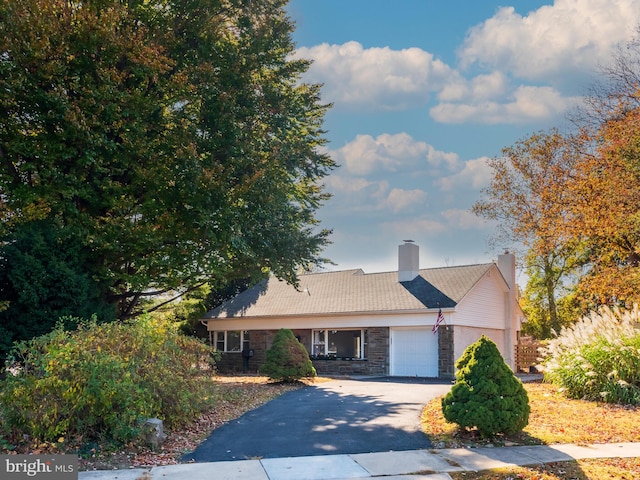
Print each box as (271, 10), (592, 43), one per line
(312, 329), (365, 359)
(312, 330), (326, 356)
(213, 331), (249, 352)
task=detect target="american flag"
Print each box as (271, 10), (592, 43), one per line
(432, 308), (445, 334)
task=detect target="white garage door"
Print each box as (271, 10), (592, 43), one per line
(390, 327), (438, 377)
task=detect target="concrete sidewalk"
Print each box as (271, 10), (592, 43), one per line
(79, 442), (640, 480)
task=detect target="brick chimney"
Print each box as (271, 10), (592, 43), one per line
(497, 251), (516, 291)
(498, 251), (517, 370)
(398, 240), (419, 282)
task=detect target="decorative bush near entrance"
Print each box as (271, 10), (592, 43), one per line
(260, 328), (316, 382)
(441, 335), (530, 437)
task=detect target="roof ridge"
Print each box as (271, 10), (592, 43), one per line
(300, 268), (364, 277)
(300, 262), (494, 278)
(421, 262), (494, 271)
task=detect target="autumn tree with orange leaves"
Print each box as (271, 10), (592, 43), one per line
(477, 33), (640, 336)
(568, 100), (640, 306)
(473, 130), (584, 337)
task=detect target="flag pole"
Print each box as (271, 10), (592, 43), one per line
(432, 302), (445, 335)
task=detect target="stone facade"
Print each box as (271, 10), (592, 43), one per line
(310, 327), (388, 376)
(437, 325), (455, 379)
(215, 327), (390, 377)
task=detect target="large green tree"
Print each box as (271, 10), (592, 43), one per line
(0, 0), (334, 331)
(520, 249), (585, 339)
(0, 219), (115, 356)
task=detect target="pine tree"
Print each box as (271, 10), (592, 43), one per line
(260, 329), (316, 382)
(441, 335), (530, 437)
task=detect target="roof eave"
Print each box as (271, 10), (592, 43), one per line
(205, 306), (456, 321)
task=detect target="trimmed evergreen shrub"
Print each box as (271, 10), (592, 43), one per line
(0, 316), (216, 445)
(260, 329), (316, 382)
(541, 305), (640, 405)
(441, 335), (530, 437)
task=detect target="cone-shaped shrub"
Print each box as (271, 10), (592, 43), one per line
(260, 329), (316, 382)
(441, 335), (529, 437)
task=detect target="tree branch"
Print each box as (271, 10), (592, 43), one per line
(0, 145), (21, 184)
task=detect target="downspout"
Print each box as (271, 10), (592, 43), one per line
(201, 320), (212, 346)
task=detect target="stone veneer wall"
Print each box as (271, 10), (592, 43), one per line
(215, 330), (269, 374)
(438, 325), (455, 379)
(311, 327), (389, 376)
(215, 327), (389, 376)
(364, 327), (389, 375)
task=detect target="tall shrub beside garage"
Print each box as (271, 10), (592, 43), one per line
(441, 335), (530, 437)
(260, 329), (316, 382)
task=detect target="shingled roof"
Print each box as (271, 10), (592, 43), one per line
(205, 263), (495, 319)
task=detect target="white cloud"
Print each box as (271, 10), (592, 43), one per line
(325, 174), (429, 215)
(459, 0), (640, 84)
(293, 1), (640, 128)
(431, 85), (582, 124)
(336, 133), (426, 175)
(324, 175), (378, 194)
(425, 144), (460, 170)
(436, 157), (492, 192)
(386, 188), (428, 213)
(441, 208), (489, 230)
(469, 71), (510, 100)
(324, 175), (389, 212)
(333, 133), (459, 176)
(438, 71), (509, 102)
(293, 41), (457, 110)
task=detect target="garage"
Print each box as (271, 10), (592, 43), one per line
(389, 327), (439, 377)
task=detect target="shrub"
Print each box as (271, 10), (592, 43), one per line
(0, 316), (217, 445)
(541, 305), (640, 405)
(260, 329), (316, 382)
(441, 335), (530, 437)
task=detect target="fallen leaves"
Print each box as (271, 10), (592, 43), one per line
(422, 381), (640, 448)
(79, 375), (319, 470)
(449, 458), (640, 480)
(424, 381), (640, 479)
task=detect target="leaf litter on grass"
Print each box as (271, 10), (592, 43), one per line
(0, 375), (313, 471)
(422, 382), (640, 448)
(423, 381), (640, 480)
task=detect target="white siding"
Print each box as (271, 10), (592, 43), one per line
(449, 267), (514, 369)
(453, 267), (508, 329)
(454, 326), (505, 362)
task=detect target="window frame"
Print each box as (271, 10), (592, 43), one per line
(311, 328), (365, 359)
(213, 330), (249, 352)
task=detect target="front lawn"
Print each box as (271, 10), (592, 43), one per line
(80, 375), (312, 470)
(3, 376), (638, 479)
(421, 381), (640, 479)
(0, 375), (310, 470)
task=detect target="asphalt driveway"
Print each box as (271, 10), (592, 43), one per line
(183, 377), (452, 462)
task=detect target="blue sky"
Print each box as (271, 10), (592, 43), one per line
(286, 0), (640, 278)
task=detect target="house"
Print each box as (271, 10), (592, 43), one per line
(202, 241), (525, 379)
